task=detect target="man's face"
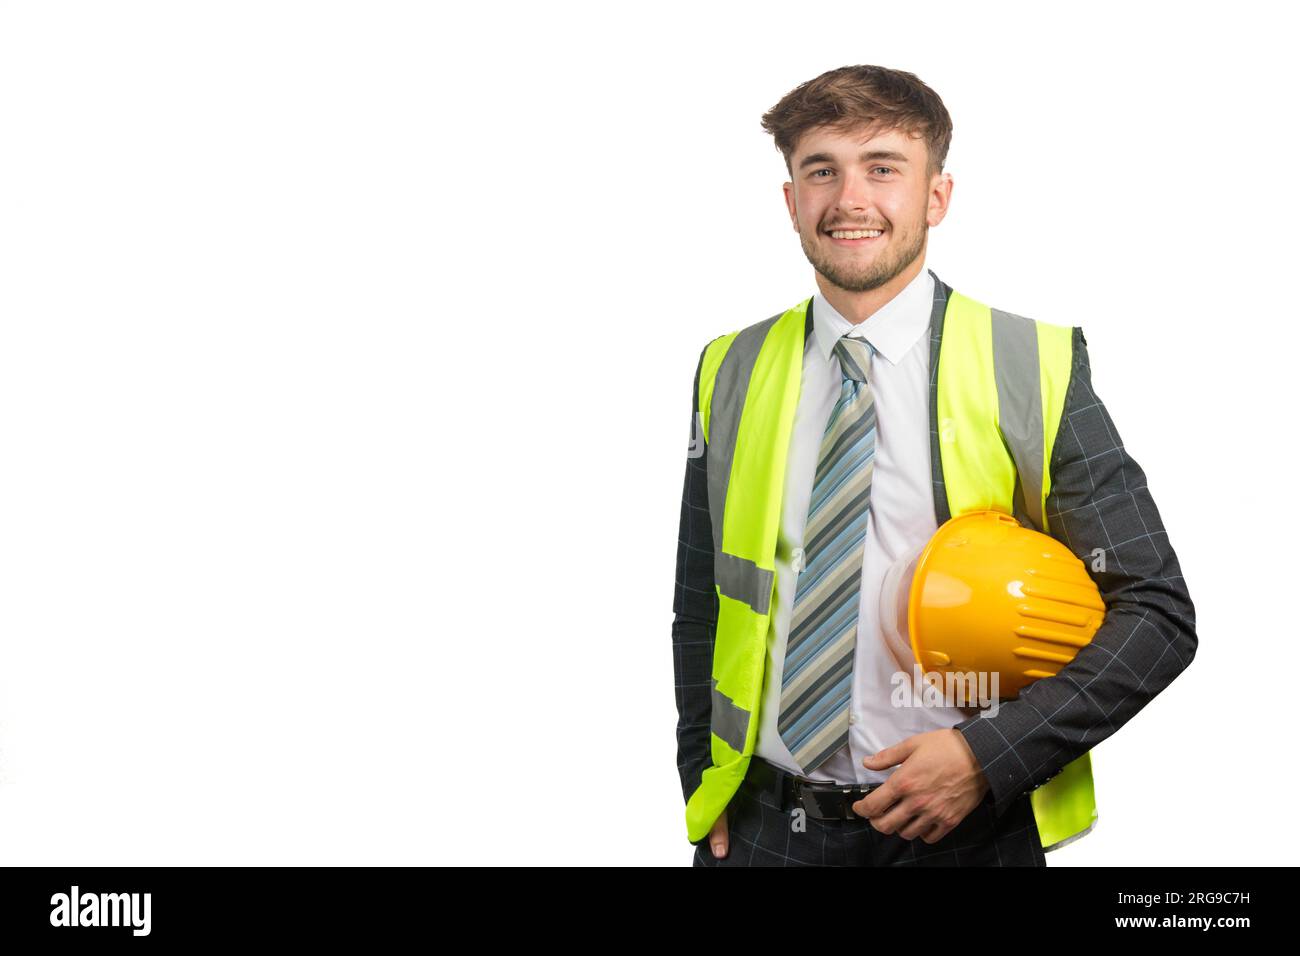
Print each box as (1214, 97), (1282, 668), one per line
(783, 124), (950, 294)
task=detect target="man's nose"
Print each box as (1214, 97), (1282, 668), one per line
(835, 170), (875, 213)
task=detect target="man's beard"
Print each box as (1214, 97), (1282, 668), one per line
(799, 217), (926, 294)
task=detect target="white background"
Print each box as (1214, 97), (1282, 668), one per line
(0, 0), (1293, 866)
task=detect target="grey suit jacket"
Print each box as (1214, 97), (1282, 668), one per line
(671, 269), (1198, 827)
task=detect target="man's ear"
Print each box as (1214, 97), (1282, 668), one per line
(927, 172), (953, 228)
(783, 181), (798, 231)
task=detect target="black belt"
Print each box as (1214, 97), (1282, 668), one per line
(742, 757), (883, 821)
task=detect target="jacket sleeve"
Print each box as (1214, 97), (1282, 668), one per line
(672, 343), (718, 814)
(954, 327), (1198, 819)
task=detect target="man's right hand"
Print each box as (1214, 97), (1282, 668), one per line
(708, 808), (729, 859)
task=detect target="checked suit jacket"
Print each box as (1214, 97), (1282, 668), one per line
(671, 268), (1199, 837)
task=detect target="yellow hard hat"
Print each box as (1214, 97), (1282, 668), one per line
(879, 511), (1105, 703)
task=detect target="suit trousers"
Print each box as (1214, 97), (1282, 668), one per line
(691, 758), (1047, 867)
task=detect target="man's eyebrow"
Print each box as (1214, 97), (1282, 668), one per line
(797, 149), (911, 170)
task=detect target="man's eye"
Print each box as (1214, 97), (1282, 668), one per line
(812, 167), (892, 178)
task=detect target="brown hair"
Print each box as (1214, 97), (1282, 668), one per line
(760, 65), (953, 180)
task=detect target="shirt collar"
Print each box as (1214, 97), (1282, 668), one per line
(812, 265), (935, 366)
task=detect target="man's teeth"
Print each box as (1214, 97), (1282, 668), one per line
(829, 229), (883, 239)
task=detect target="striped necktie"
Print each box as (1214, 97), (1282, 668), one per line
(778, 334), (877, 775)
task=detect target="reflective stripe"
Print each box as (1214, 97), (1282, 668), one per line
(991, 307), (1046, 531)
(715, 551), (773, 615)
(698, 332), (738, 447)
(710, 677), (751, 753)
(706, 313), (781, 556)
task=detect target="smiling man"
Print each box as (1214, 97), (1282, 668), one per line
(671, 65), (1197, 866)
(787, 129), (934, 311)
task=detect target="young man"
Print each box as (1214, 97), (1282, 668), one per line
(671, 65), (1197, 866)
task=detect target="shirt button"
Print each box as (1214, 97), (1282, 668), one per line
(791, 548), (805, 572)
(848, 712), (858, 725)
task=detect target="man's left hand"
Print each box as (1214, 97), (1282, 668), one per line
(851, 728), (990, 844)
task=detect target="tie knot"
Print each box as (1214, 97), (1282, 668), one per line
(833, 335), (873, 384)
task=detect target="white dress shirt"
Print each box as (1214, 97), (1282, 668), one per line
(753, 263), (970, 784)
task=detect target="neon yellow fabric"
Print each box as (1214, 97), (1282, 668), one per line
(935, 291), (1019, 518)
(1035, 320), (1074, 534)
(687, 287), (1097, 852)
(934, 289), (1095, 851)
(685, 302), (807, 843)
(1031, 751), (1097, 848)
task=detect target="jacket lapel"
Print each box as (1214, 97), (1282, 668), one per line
(927, 269), (953, 525)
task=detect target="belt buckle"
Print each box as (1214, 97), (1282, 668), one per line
(794, 780), (848, 819)
(794, 779), (874, 820)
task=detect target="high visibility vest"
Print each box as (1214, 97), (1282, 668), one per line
(686, 283), (1099, 851)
